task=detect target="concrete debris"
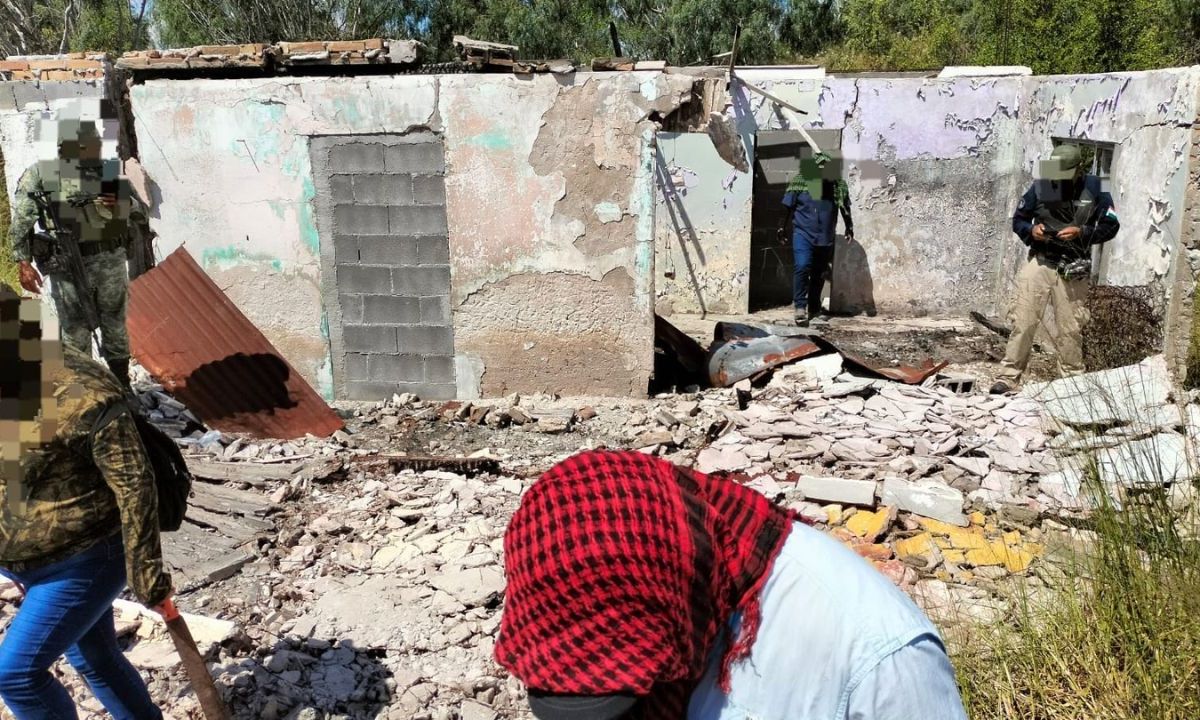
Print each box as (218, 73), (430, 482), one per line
(18, 338), (1196, 720)
(881, 478), (968, 527)
(1023, 355), (1172, 428)
(795, 476), (877, 506)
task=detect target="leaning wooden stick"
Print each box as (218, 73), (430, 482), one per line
(157, 599), (232, 720)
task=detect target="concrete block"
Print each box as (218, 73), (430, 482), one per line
(363, 295), (420, 324)
(795, 476), (877, 506)
(335, 265), (392, 295)
(339, 295), (363, 324)
(389, 206), (448, 236)
(352, 174), (413, 205)
(420, 296), (451, 325)
(880, 477), (967, 527)
(369, 354), (425, 383)
(392, 266), (451, 297)
(331, 175), (354, 204)
(329, 142), (386, 173)
(345, 381), (402, 401)
(398, 326), (453, 356)
(425, 356), (456, 384)
(385, 143), (444, 175)
(412, 175), (446, 205)
(335, 205), (389, 235)
(333, 234), (359, 263)
(343, 325), (398, 354)
(345, 353), (369, 381)
(416, 236), (450, 265)
(419, 384), (459, 401)
(357, 236), (417, 266)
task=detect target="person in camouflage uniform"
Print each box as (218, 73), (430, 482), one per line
(0, 284), (170, 718)
(10, 109), (153, 390)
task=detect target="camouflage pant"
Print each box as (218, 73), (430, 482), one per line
(47, 248), (130, 363)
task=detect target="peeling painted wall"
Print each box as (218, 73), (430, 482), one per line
(127, 72), (692, 400)
(659, 67), (1197, 320)
(654, 132), (753, 315)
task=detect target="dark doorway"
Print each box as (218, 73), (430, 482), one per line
(749, 130), (843, 311)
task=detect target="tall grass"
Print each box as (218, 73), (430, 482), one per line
(953, 470), (1200, 719)
(0, 147), (17, 292)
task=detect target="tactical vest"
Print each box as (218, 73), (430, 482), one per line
(1033, 176), (1099, 234)
(38, 160), (136, 245)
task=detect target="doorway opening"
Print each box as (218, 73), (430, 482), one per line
(748, 129), (843, 311)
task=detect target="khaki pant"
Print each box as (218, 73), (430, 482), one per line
(998, 255), (1089, 381)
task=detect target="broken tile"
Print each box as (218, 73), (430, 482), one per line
(796, 476), (877, 506)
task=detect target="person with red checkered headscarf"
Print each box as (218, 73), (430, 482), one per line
(495, 450), (967, 720)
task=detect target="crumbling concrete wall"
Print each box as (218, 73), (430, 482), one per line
(718, 70), (1024, 317)
(1014, 70), (1198, 291)
(654, 131), (753, 315)
(657, 66), (1198, 326)
(129, 72), (691, 400)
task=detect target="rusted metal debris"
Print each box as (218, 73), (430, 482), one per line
(709, 334), (823, 387)
(706, 321), (950, 388)
(357, 454), (502, 477)
(128, 248), (344, 441)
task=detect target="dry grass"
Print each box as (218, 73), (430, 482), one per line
(0, 147), (18, 291)
(953, 475), (1200, 720)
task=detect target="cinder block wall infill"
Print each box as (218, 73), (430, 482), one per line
(312, 132), (457, 402)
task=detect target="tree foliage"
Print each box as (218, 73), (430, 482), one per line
(0, 0), (1195, 73)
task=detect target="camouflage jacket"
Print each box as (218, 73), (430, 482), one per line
(9, 161), (151, 264)
(0, 348), (170, 605)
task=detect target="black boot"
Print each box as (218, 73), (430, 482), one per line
(106, 358), (132, 392)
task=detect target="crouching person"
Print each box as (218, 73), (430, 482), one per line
(0, 285), (171, 720)
(495, 450), (968, 720)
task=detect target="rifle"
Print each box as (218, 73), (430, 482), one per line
(28, 190), (102, 334)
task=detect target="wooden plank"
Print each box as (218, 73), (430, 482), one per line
(189, 482), (275, 517)
(185, 506), (274, 543)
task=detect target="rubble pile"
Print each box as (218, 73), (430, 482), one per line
(4, 353), (1198, 719)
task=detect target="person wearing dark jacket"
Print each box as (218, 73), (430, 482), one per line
(779, 152), (853, 327)
(0, 285), (172, 719)
(991, 143), (1120, 394)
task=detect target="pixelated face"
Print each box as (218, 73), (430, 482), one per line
(0, 294), (62, 425)
(57, 123), (103, 164)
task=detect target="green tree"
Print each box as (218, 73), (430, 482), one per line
(152, 0), (422, 47)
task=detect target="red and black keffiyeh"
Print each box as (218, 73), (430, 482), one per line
(494, 450), (797, 718)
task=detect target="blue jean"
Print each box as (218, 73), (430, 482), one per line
(0, 534), (162, 720)
(792, 236), (834, 315)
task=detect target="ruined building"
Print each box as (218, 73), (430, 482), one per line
(2, 44), (1196, 402)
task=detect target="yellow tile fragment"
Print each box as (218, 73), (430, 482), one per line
(824, 504), (844, 525)
(965, 544), (1005, 567)
(934, 537), (952, 549)
(969, 511), (986, 527)
(1002, 530), (1022, 546)
(947, 528), (990, 551)
(895, 532), (939, 564)
(1001, 546), (1035, 573)
(942, 549), (967, 564)
(917, 518), (962, 535)
(846, 507), (891, 540)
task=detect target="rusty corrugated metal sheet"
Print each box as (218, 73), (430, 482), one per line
(127, 248), (344, 440)
(708, 321), (949, 387)
(709, 335), (824, 387)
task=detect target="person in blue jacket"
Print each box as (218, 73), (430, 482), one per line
(779, 151), (853, 327)
(991, 143), (1120, 394)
